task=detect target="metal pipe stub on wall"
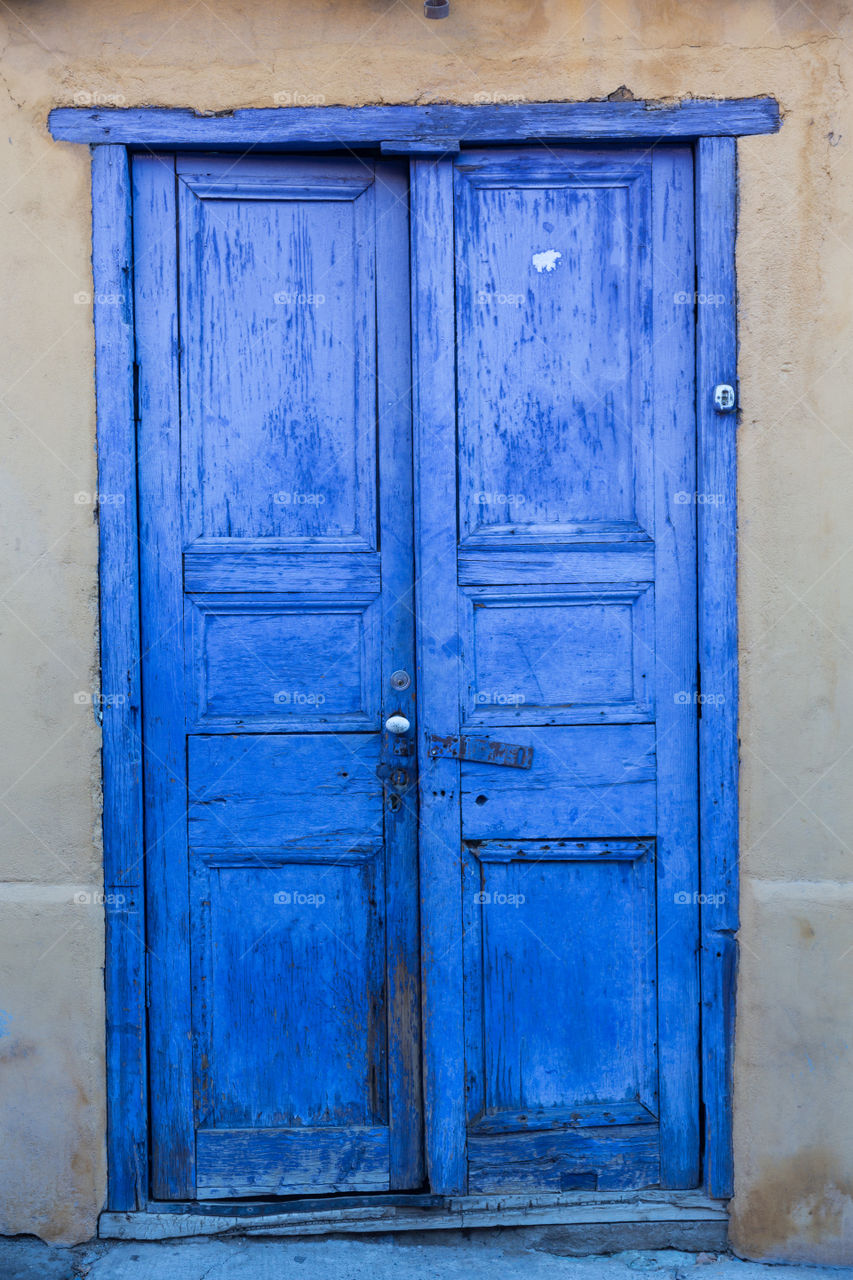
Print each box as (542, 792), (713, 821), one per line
(425, 0), (450, 16)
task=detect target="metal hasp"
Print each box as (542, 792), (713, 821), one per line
(427, 733), (534, 770)
(713, 383), (736, 411)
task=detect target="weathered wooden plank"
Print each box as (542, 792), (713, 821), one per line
(185, 593), (381, 730)
(650, 146), (701, 1188)
(468, 838), (654, 863)
(374, 162), (424, 1190)
(132, 151), (196, 1199)
(457, 548), (654, 585)
(411, 156), (467, 1194)
(189, 853), (388, 1139)
(177, 159), (378, 548)
(468, 1126), (660, 1193)
(187, 734), (383, 847)
(459, 584), (653, 727)
(196, 1127), (390, 1197)
(183, 548), (381, 593)
(470, 1102), (657, 1134)
(696, 136), (740, 1201)
(100, 1188), (728, 1239)
(50, 98), (780, 146)
(91, 144), (148, 1212)
(464, 847), (658, 1149)
(460, 725), (657, 840)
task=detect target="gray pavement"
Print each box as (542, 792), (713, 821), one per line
(1, 1238), (852, 1280)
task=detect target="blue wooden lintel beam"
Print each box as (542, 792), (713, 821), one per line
(49, 98), (780, 148)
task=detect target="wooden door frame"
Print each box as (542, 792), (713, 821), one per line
(49, 98), (779, 1213)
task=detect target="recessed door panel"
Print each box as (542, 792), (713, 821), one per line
(136, 153), (421, 1200)
(136, 144), (701, 1205)
(415, 145), (700, 1194)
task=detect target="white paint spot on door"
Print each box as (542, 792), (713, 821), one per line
(532, 249), (562, 273)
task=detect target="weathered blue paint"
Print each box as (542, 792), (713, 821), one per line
(48, 97), (780, 147)
(696, 136), (740, 1201)
(84, 115), (746, 1212)
(432, 145), (701, 1193)
(134, 152), (421, 1199)
(93, 144), (148, 1213)
(411, 156), (468, 1195)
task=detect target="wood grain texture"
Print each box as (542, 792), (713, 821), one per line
(451, 146), (700, 1194)
(468, 1126), (661, 1193)
(133, 151), (196, 1199)
(374, 165), (424, 1189)
(650, 146), (701, 1188)
(92, 145), (148, 1211)
(462, 843), (658, 1127)
(411, 157), (467, 1194)
(196, 1127), (390, 1197)
(137, 154), (422, 1200)
(695, 136), (739, 1201)
(100, 134), (738, 1208)
(183, 547), (381, 593)
(49, 98), (781, 146)
(101, 1188), (728, 1240)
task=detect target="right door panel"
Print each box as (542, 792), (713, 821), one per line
(449, 146), (700, 1192)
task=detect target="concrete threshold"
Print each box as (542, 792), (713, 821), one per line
(100, 1189), (729, 1250)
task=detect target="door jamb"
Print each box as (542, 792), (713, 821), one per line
(59, 101), (773, 1211)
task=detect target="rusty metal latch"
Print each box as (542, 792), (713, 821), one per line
(427, 733), (533, 769)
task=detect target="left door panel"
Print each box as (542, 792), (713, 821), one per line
(133, 154), (421, 1200)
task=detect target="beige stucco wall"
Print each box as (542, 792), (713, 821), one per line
(0, 0), (851, 1258)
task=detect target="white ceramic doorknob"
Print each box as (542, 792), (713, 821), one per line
(385, 714), (411, 735)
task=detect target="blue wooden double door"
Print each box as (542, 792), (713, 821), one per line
(133, 146), (700, 1201)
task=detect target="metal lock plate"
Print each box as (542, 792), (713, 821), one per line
(714, 383), (736, 412)
(427, 733), (533, 770)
